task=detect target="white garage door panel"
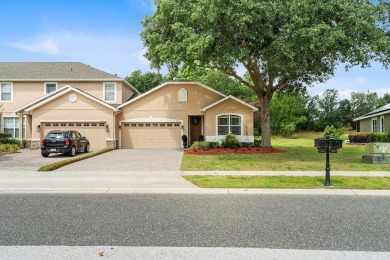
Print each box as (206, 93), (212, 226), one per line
(121, 123), (181, 149)
(42, 122), (107, 149)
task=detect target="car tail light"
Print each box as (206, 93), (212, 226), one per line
(65, 139), (70, 146)
(41, 139), (44, 145)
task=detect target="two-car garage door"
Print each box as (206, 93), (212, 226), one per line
(42, 122), (107, 149)
(121, 122), (181, 149)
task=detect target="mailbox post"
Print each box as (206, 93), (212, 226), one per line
(314, 134), (343, 186)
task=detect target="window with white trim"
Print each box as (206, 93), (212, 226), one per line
(380, 116), (384, 133)
(1, 82), (12, 101)
(218, 115), (242, 135)
(372, 118), (378, 132)
(3, 117), (19, 138)
(103, 83), (116, 102)
(44, 82), (57, 95)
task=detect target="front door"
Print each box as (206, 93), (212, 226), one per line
(189, 116), (202, 146)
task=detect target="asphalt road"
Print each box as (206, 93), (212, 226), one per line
(0, 194), (389, 252)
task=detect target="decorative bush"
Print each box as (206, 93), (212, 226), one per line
(190, 141), (208, 150)
(207, 142), (219, 149)
(240, 142), (254, 148)
(254, 141), (261, 147)
(369, 132), (390, 143)
(0, 133), (20, 145)
(348, 133), (370, 143)
(221, 133), (240, 149)
(0, 143), (19, 152)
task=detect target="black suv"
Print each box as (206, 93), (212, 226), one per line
(41, 130), (90, 157)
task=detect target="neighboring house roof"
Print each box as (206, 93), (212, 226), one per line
(201, 95), (259, 112)
(353, 103), (390, 121)
(0, 62), (121, 80)
(117, 80), (227, 109)
(15, 85), (118, 113)
(0, 62), (140, 94)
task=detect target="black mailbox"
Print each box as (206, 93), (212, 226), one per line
(314, 135), (343, 186)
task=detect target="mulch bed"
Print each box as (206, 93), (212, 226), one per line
(184, 147), (287, 155)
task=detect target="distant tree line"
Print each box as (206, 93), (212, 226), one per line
(125, 70), (390, 136)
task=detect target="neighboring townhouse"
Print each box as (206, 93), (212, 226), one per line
(1, 62), (138, 149)
(1, 62), (258, 150)
(353, 103), (390, 133)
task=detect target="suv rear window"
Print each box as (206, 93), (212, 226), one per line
(47, 133), (66, 139)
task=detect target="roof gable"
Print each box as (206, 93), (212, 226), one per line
(118, 80), (226, 109)
(201, 95), (258, 112)
(16, 85), (118, 112)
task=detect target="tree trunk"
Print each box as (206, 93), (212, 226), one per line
(260, 94), (272, 148)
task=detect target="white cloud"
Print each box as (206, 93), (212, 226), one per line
(11, 36), (59, 54)
(8, 31), (153, 77)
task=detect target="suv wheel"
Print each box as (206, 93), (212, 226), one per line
(84, 143), (90, 153)
(41, 152), (49, 157)
(69, 146), (76, 157)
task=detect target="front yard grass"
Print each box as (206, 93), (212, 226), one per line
(184, 175), (390, 189)
(181, 133), (390, 171)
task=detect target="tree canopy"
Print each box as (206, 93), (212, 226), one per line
(141, 0), (390, 147)
(125, 70), (165, 93)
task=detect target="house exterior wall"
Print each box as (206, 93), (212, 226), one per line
(119, 83), (223, 137)
(29, 90), (115, 147)
(359, 118), (372, 132)
(0, 80), (133, 113)
(204, 99), (254, 143)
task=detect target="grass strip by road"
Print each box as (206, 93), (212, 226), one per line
(37, 148), (113, 172)
(184, 175), (390, 190)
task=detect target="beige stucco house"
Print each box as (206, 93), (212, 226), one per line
(353, 103), (390, 133)
(1, 62), (257, 149)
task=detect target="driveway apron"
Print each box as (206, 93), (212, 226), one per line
(56, 149), (184, 171)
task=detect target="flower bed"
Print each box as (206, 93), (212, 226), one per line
(184, 147), (286, 155)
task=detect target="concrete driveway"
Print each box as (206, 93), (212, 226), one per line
(56, 149), (183, 171)
(0, 149), (85, 172)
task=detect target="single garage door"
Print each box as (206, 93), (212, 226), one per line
(42, 122), (107, 149)
(121, 122), (181, 148)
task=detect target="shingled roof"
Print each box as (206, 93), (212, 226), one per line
(0, 62), (122, 80)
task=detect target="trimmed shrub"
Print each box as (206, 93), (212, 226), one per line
(207, 142), (219, 149)
(190, 141), (208, 149)
(240, 142), (254, 148)
(348, 133), (370, 143)
(221, 133), (240, 149)
(254, 141), (261, 147)
(0, 133), (20, 145)
(369, 132), (390, 143)
(0, 143), (19, 153)
(324, 125), (351, 138)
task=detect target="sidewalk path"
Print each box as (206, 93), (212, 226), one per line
(0, 170), (389, 195)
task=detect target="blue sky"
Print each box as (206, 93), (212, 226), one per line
(0, 0), (388, 98)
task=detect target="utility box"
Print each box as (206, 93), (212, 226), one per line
(362, 143), (390, 164)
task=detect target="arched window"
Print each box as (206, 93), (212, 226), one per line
(178, 88), (187, 102)
(217, 115), (242, 135)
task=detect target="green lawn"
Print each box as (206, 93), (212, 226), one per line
(181, 133), (390, 171)
(184, 175), (390, 189)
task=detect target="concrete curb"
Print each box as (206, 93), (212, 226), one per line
(1, 188), (390, 196)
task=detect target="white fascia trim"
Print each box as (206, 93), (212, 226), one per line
(40, 120), (107, 122)
(201, 95), (258, 112)
(117, 81), (226, 109)
(6, 78), (123, 82)
(353, 110), (390, 121)
(14, 86), (71, 113)
(25, 85), (118, 112)
(120, 117), (182, 123)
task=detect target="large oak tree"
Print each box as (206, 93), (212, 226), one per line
(141, 0), (390, 147)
